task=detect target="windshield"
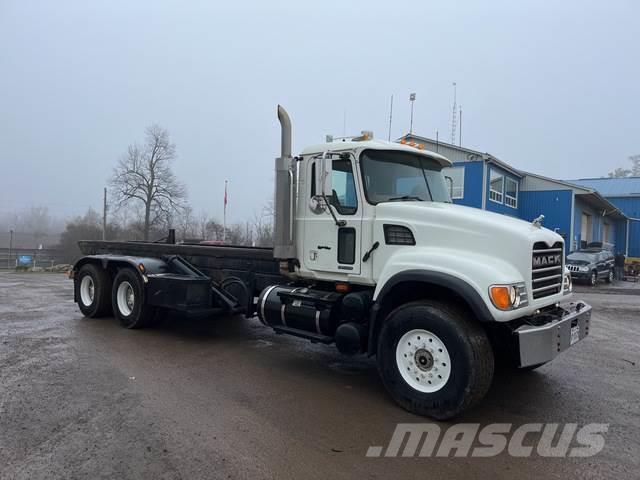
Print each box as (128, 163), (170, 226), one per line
(360, 149), (451, 204)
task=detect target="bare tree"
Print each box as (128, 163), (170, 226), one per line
(23, 206), (52, 243)
(608, 154), (640, 178)
(110, 125), (186, 240)
(252, 200), (274, 247)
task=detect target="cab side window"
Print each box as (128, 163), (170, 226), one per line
(330, 159), (358, 215)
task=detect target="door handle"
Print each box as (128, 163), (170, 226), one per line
(317, 245), (331, 250)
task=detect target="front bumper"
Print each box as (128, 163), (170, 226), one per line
(569, 270), (591, 280)
(515, 302), (591, 367)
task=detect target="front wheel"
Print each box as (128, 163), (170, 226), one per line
(590, 271), (598, 287)
(377, 301), (494, 420)
(605, 269), (614, 284)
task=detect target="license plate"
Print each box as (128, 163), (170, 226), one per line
(570, 325), (580, 345)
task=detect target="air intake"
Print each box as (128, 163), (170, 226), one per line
(383, 225), (416, 245)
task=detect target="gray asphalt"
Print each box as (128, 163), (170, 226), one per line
(1, 273), (638, 479)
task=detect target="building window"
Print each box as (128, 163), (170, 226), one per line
(442, 166), (465, 199)
(489, 169), (504, 203)
(505, 177), (518, 208)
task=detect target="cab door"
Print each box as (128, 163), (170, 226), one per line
(303, 156), (362, 275)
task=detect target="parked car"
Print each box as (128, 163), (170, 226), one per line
(566, 248), (614, 285)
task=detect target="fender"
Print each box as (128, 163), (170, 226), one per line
(367, 269), (495, 355)
(73, 254), (212, 311)
(73, 254), (172, 277)
(72, 254), (167, 303)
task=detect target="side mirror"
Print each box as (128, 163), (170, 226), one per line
(445, 175), (454, 198)
(315, 154), (332, 196)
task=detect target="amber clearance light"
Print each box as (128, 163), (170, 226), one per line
(489, 286), (511, 310)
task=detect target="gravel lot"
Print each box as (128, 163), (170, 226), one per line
(1, 273), (638, 479)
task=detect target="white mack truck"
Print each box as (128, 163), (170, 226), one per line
(73, 106), (591, 419)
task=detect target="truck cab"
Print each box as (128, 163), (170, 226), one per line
(287, 135), (574, 324)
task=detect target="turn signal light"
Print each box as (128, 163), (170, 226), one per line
(335, 282), (350, 293)
(489, 286), (511, 310)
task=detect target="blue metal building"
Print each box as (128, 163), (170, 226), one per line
(566, 177), (640, 258)
(399, 135), (629, 255)
(519, 173), (627, 254)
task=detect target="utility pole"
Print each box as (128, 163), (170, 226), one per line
(409, 93), (416, 134)
(8, 229), (14, 269)
(387, 94), (394, 141)
(436, 131), (439, 152)
(102, 187), (107, 240)
(459, 107), (462, 147)
(223, 180), (228, 243)
(451, 82), (457, 145)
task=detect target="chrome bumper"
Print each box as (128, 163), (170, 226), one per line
(515, 302), (592, 368)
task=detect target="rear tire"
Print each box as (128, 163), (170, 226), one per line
(76, 264), (112, 318)
(377, 300), (494, 420)
(111, 268), (157, 329)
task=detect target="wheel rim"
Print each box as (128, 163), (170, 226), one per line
(116, 281), (135, 316)
(591, 273), (597, 286)
(609, 270), (614, 282)
(396, 329), (452, 393)
(79, 276), (94, 306)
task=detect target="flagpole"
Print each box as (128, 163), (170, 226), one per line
(223, 180), (228, 243)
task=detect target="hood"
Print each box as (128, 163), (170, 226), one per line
(375, 202), (563, 282)
(376, 201), (561, 244)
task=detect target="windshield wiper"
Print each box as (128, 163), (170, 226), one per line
(388, 195), (424, 202)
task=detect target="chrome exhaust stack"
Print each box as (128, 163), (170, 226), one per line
(273, 105), (296, 260)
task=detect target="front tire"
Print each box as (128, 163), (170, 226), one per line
(76, 264), (112, 318)
(377, 301), (494, 420)
(111, 268), (157, 329)
(605, 269), (614, 284)
(590, 271), (598, 286)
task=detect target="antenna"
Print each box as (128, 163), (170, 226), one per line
(409, 93), (416, 134)
(342, 108), (346, 137)
(451, 82), (457, 145)
(388, 94), (394, 141)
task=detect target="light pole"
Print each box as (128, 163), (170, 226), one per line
(409, 93), (416, 134)
(8, 229), (14, 269)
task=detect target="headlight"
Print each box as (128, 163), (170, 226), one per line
(489, 283), (527, 311)
(579, 266), (589, 272)
(563, 272), (572, 293)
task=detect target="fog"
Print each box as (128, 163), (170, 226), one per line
(0, 0), (637, 226)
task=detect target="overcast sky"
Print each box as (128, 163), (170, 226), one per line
(0, 0), (638, 225)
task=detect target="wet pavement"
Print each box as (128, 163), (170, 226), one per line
(0, 273), (638, 479)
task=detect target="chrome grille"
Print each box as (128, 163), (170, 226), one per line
(531, 241), (563, 299)
(567, 265), (580, 272)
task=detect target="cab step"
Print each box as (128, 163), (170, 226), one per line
(272, 325), (334, 344)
